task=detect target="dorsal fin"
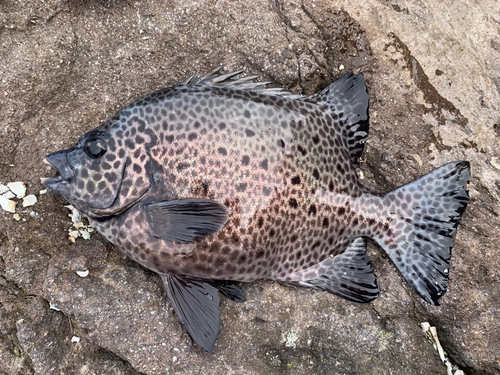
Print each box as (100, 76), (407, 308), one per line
(302, 72), (369, 166)
(179, 67), (300, 98)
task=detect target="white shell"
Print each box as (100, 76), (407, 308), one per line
(0, 195), (16, 213)
(7, 182), (26, 198)
(76, 270), (89, 277)
(22, 194), (37, 207)
(2, 191), (15, 199)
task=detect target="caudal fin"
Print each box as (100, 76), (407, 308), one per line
(376, 161), (470, 305)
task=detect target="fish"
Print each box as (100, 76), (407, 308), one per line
(42, 68), (471, 352)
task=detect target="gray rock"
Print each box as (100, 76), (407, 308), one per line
(0, 0), (499, 374)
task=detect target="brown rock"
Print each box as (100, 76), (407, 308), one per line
(1, 0), (498, 374)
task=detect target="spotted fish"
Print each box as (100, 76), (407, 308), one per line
(42, 68), (470, 352)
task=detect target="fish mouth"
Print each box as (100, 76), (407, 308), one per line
(41, 151), (74, 192)
(40, 175), (69, 188)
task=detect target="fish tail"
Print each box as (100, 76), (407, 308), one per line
(373, 161), (470, 305)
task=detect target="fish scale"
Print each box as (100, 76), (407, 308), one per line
(42, 69), (470, 352)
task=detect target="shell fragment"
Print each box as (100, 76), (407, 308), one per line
(0, 195), (16, 213)
(76, 270), (89, 277)
(22, 194), (37, 207)
(7, 182), (26, 198)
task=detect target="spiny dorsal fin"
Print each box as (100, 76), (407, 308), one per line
(179, 67), (300, 98)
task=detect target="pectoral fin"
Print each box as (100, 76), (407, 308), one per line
(144, 198), (231, 243)
(160, 273), (221, 352)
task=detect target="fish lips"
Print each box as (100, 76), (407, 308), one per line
(41, 150), (75, 196)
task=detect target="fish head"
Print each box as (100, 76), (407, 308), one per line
(43, 118), (158, 218)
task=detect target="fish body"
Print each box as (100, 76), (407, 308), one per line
(43, 69), (470, 352)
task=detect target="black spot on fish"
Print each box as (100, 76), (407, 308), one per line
(288, 198), (298, 208)
(177, 163), (189, 171)
(133, 164), (142, 173)
(98, 181), (106, 190)
(260, 158), (268, 170)
(291, 176), (301, 185)
(263, 187), (272, 196)
(102, 162), (112, 171)
(257, 217), (264, 228)
(322, 217), (329, 228)
(243, 110), (251, 118)
(245, 129), (255, 137)
(218, 147), (227, 156)
(308, 204), (317, 216)
(297, 145), (307, 156)
(329, 180), (334, 192)
(313, 169), (320, 180)
(277, 139), (285, 148)
(166, 135), (174, 143)
(136, 135), (145, 144)
(188, 133), (197, 141)
(242, 155), (250, 166)
(125, 139), (135, 149)
(118, 149), (126, 158)
(105, 172), (117, 183)
(312, 135), (320, 144)
(106, 153), (116, 162)
(80, 169), (88, 179)
(218, 122), (226, 130)
(236, 183), (248, 192)
(87, 181), (95, 194)
(137, 119), (146, 132)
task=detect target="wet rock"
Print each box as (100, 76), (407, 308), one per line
(0, 0), (499, 374)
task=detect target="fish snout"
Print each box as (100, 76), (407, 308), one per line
(41, 150), (75, 191)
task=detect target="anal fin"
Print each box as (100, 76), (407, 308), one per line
(160, 274), (221, 352)
(294, 237), (379, 303)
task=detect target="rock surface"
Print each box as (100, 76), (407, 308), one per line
(1, 0), (499, 374)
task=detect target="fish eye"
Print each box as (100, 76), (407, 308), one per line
(84, 137), (107, 159)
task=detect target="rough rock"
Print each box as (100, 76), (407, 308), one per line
(0, 0), (499, 374)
